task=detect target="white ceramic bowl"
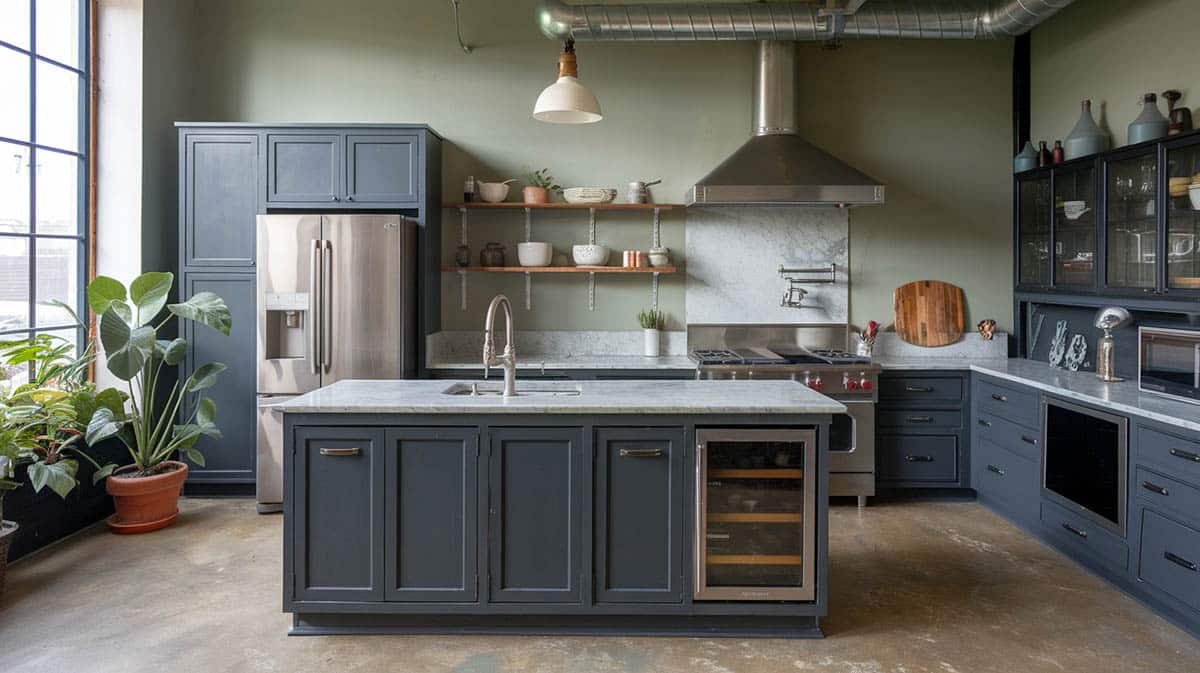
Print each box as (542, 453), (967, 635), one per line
(517, 242), (553, 267)
(572, 244), (610, 266)
(562, 187), (617, 204)
(478, 182), (511, 203)
(1190, 184), (1200, 211)
(648, 246), (671, 267)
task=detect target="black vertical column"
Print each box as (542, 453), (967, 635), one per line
(1013, 32), (1032, 154)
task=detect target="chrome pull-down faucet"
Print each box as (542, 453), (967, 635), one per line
(483, 294), (517, 397)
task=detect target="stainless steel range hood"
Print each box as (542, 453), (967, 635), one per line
(686, 41), (884, 207)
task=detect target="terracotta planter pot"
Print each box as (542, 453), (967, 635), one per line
(0, 520), (16, 596)
(105, 461), (188, 534)
(522, 186), (549, 204)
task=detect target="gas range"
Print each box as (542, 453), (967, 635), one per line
(688, 344), (878, 399)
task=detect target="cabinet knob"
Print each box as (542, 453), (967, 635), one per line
(330, 196), (339, 202)
(346, 195), (355, 201)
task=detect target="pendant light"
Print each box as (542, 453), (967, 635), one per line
(533, 38), (602, 124)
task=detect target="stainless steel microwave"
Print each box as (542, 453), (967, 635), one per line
(1139, 326), (1200, 405)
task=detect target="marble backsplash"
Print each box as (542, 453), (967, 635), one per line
(870, 332), (1008, 359)
(428, 330), (688, 361)
(685, 207), (849, 324)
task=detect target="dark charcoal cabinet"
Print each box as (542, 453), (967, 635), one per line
(876, 371), (970, 488)
(594, 427), (685, 603)
(346, 134), (419, 204)
(293, 427), (385, 602)
(489, 427), (584, 603)
(182, 272), (256, 482)
(181, 133), (259, 267)
(267, 133), (341, 205)
(384, 428), (479, 602)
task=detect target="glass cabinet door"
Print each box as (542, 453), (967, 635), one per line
(1018, 175), (1051, 286)
(1053, 165), (1097, 288)
(1105, 151), (1158, 291)
(1166, 142), (1200, 293)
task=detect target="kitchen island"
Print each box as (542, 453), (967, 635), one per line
(276, 379), (843, 637)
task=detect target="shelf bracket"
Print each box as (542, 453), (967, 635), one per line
(652, 208), (661, 249)
(651, 272), (660, 312)
(524, 207), (532, 243)
(459, 207), (468, 246)
(458, 269), (467, 311)
(588, 272), (596, 311)
(524, 271), (532, 310)
(588, 208), (597, 245)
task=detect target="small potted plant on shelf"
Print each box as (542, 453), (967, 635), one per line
(84, 272), (231, 534)
(522, 168), (560, 205)
(638, 308), (666, 357)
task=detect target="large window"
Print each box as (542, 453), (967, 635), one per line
(0, 0), (88, 377)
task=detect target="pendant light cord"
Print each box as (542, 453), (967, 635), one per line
(451, 0), (472, 54)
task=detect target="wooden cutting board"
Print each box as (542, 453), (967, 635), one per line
(893, 280), (964, 347)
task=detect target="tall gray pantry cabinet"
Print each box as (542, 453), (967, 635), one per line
(176, 123), (442, 489)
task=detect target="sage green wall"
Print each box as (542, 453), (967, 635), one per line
(1031, 0), (1199, 148)
(173, 0), (1013, 333)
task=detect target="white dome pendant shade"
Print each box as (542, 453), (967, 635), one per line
(533, 38), (602, 124)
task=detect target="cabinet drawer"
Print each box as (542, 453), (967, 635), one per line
(1135, 466), (1200, 525)
(1139, 509), (1200, 613)
(879, 376), (963, 402)
(976, 378), (1040, 430)
(878, 409), (962, 429)
(1040, 498), (1128, 572)
(878, 435), (958, 483)
(973, 410), (1041, 462)
(972, 440), (1039, 523)
(1137, 425), (1200, 489)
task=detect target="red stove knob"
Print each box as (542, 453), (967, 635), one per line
(861, 378), (873, 391)
(810, 376), (824, 391)
(844, 374), (860, 390)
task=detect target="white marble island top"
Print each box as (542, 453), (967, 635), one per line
(275, 379), (846, 415)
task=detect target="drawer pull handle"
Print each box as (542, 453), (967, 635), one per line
(1169, 448), (1200, 463)
(1021, 435), (1039, 446)
(905, 385), (933, 393)
(620, 448), (664, 458)
(977, 419), (992, 428)
(905, 455), (934, 463)
(319, 447), (361, 457)
(991, 393), (1008, 402)
(1141, 481), (1169, 496)
(1164, 551), (1199, 572)
(706, 533), (732, 541)
(986, 464), (1006, 476)
(906, 416), (934, 423)
(1061, 522), (1088, 539)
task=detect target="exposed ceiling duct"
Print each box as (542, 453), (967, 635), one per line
(537, 0), (1076, 42)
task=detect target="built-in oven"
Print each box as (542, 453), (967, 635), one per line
(695, 428), (817, 601)
(828, 401), (874, 500)
(1042, 398), (1128, 537)
(1139, 326), (1200, 405)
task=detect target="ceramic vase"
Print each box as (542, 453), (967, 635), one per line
(1064, 99), (1110, 160)
(1128, 93), (1169, 145)
(643, 329), (660, 357)
(1014, 141), (1039, 172)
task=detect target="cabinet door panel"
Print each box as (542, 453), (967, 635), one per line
(489, 427), (583, 603)
(183, 133), (258, 267)
(595, 427), (684, 603)
(293, 427), (385, 602)
(346, 134), (419, 204)
(1104, 150), (1158, 292)
(1018, 174), (1051, 287)
(385, 428), (478, 602)
(267, 133), (340, 204)
(183, 273), (256, 482)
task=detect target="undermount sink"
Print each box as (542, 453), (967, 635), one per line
(441, 382), (583, 397)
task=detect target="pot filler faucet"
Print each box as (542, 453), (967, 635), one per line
(483, 294), (518, 397)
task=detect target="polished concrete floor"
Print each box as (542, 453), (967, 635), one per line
(2, 498), (1198, 673)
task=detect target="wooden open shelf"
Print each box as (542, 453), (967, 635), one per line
(707, 554), (803, 566)
(446, 202), (681, 211)
(443, 266), (676, 274)
(707, 513), (803, 523)
(708, 469), (804, 480)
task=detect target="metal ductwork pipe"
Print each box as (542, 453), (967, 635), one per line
(536, 0), (1075, 41)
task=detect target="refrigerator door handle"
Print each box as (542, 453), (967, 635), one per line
(309, 239), (320, 375)
(322, 239), (333, 372)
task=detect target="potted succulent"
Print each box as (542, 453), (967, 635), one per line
(84, 272), (231, 534)
(522, 167), (560, 205)
(638, 308), (666, 357)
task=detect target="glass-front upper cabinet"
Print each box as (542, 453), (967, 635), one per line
(1017, 173), (1051, 287)
(1104, 150), (1158, 292)
(1053, 163), (1097, 289)
(1165, 139), (1200, 294)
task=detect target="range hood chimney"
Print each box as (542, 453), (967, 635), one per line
(686, 41), (884, 207)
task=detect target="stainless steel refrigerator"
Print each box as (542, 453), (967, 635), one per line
(255, 214), (417, 512)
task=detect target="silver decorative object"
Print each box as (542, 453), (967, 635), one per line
(1064, 334), (1088, 371)
(1048, 320), (1068, 368)
(1094, 306), (1132, 382)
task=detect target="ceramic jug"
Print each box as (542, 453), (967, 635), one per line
(1128, 93), (1169, 145)
(1014, 141), (1039, 172)
(1064, 99), (1110, 160)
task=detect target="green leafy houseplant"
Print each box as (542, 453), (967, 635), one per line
(523, 167), (561, 192)
(637, 309), (665, 331)
(84, 272), (231, 477)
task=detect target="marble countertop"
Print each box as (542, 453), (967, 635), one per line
(969, 359), (1200, 433)
(274, 379), (845, 415)
(427, 355), (698, 371)
(875, 357), (1011, 371)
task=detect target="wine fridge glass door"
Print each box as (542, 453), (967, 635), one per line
(695, 428), (817, 601)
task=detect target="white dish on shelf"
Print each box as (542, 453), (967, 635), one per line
(572, 244), (610, 266)
(517, 242), (553, 267)
(1190, 183), (1200, 210)
(563, 187), (617, 204)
